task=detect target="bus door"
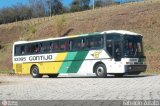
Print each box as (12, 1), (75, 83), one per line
(112, 41), (123, 72)
(106, 40), (122, 61)
(106, 40), (122, 73)
(113, 41), (121, 61)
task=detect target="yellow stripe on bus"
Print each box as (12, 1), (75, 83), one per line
(52, 52), (68, 73)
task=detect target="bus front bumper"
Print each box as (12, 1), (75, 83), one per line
(125, 65), (147, 74)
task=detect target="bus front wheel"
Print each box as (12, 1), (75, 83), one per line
(30, 65), (43, 78)
(95, 64), (107, 78)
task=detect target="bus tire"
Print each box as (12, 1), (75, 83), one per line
(30, 65), (42, 78)
(95, 64), (107, 78)
(48, 74), (59, 78)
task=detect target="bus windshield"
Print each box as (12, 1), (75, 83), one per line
(123, 35), (144, 58)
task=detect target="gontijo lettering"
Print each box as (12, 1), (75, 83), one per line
(29, 55), (53, 61)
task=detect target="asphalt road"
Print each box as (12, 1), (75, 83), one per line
(0, 74), (160, 100)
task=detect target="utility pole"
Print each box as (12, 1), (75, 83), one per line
(47, 0), (52, 17)
(50, 0), (52, 17)
(93, 0), (95, 10)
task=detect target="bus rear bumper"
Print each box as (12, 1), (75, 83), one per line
(124, 65), (147, 75)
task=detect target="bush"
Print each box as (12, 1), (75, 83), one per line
(31, 27), (36, 34)
(54, 15), (66, 36)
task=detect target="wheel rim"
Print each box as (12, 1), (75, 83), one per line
(97, 66), (104, 76)
(32, 67), (38, 77)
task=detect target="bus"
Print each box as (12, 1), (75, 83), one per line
(12, 30), (147, 78)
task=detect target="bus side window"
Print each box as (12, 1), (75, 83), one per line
(72, 38), (82, 50)
(35, 44), (40, 53)
(46, 42), (51, 53)
(82, 39), (85, 49)
(53, 41), (59, 52)
(49, 42), (53, 52)
(21, 46), (25, 55)
(31, 44), (36, 54)
(59, 40), (68, 51)
(40, 42), (50, 53)
(15, 45), (21, 56)
(26, 45), (31, 54)
(90, 40), (95, 48)
(94, 36), (103, 48)
(86, 36), (103, 49)
(24, 45), (28, 54)
(85, 37), (90, 49)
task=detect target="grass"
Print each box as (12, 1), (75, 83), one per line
(145, 70), (160, 75)
(0, 70), (13, 74)
(54, 15), (67, 36)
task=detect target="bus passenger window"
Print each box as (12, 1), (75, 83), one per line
(90, 41), (95, 48)
(40, 44), (45, 53)
(31, 44), (36, 54)
(53, 42), (59, 51)
(64, 41), (68, 51)
(15, 46), (21, 56)
(49, 42), (53, 52)
(60, 44), (65, 50)
(46, 44), (51, 52)
(86, 36), (103, 49)
(83, 38), (89, 49)
(26, 45), (31, 54)
(59, 41), (68, 51)
(81, 39), (85, 49)
(21, 46), (25, 55)
(35, 44), (40, 53)
(72, 38), (82, 50)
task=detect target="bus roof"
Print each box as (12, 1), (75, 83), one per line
(14, 30), (141, 45)
(101, 30), (141, 35)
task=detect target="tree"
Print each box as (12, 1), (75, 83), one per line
(0, 3), (33, 24)
(70, 0), (90, 12)
(70, 0), (81, 12)
(94, 0), (104, 8)
(12, 3), (32, 21)
(50, 0), (64, 15)
(80, 0), (90, 10)
(28, 0), (46, 17)
(94, 0), (113, 8)
(104, 0), (113, 6)
(0, 7), (15, 24)
(46, 0), (64, 15)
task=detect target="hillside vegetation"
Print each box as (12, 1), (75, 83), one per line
(0, 0), (160, 73)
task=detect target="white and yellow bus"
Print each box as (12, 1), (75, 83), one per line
(12, 30), (147, 78)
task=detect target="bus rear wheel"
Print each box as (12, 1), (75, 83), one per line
(95, 64), (107, 78)
(48, 74), (59, 78)
(30, 65), (43, 78)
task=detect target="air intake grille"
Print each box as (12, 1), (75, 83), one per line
(16, 64), (22, 73)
